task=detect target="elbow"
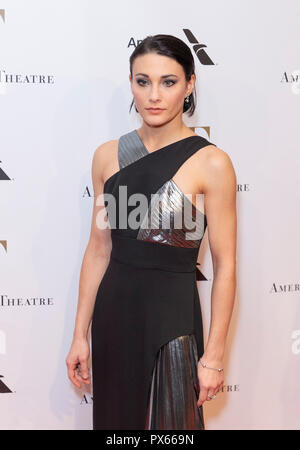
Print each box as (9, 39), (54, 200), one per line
(212, 257), (236, 279)
(87, 238), (112, 260)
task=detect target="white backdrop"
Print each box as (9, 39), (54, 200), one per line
(0, 0), (299, 430)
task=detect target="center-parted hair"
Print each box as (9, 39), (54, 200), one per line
(129, 34), (197, 117)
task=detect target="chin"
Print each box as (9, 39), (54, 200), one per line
(144, 119), (169, 128)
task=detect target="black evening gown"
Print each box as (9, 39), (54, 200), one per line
(91, 129), (216, 430)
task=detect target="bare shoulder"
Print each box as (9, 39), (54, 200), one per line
(92, 138), (118, 168)
(92, 138), (119, 185)
(196, 144), (237, 191)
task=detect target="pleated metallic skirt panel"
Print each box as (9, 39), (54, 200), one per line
(145, 334), (205, 430)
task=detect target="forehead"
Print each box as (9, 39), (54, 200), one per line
(132, 53), (183, 76)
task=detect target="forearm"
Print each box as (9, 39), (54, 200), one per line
(202, 264), (236, 362)
(73, 244), (111, 340)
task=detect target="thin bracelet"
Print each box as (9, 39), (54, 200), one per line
(199, 358), (224, 372)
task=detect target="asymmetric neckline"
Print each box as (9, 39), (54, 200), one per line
(103, 130), (201, 189)
(134, 129), (200, 155)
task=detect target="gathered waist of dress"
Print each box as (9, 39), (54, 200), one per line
(110, 233), (199, 275)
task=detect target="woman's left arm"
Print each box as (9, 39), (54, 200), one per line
(196, 146), (237, 407)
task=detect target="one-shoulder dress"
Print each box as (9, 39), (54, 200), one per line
(91, 129), (216, 430)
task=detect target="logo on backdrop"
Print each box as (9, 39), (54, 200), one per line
(0, 241), (7, 253)
(281, 70), (300, 95)
(237, 184), (249, 192)
(0, 295), (54, 307)
(183, 29), (215, 65)
(0, 161), (10, 253)
(0, 8), (54, 93)
(0, 70), (55, 86)
(0, 335), (13, 394)
(0, 375), (13, 394)
(0, 160), (11, 180)
(220, 384), (240, 393)
(128, 31), (215, 66)
(81, 394), (93, 405)
(270, 282), (299, 293)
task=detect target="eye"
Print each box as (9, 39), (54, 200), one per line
(136, 78), (176, 87)
(136, 78), (148, 86)
(164, 79), (176, 87)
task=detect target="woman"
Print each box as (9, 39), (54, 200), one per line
(66, 34), (237, 430)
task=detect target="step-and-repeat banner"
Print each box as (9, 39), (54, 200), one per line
(1, 0), (299, 430)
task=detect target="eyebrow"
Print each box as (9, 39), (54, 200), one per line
(134, 73), (178, 78)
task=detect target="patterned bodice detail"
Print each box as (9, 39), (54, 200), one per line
(117, 130), (208, 279)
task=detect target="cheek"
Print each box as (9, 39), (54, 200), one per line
(132, 87), (146, 103)
(165, 89), (185, 108)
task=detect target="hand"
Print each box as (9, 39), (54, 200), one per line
(66, 336), (91, 389)
(196, 357), (224, 407)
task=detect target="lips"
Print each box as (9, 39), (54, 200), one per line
(146, 108), (164, 110)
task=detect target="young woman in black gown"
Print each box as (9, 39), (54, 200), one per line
(66, 34), (237, 430)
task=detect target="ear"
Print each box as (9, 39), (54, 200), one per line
(186, 73), (196, 96)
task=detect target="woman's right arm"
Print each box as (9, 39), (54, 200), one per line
(66, 142), (113, 389)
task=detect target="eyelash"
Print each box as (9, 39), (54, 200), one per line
(136, 79), (176, 87)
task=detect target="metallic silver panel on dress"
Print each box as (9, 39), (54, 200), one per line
(118, 130), (206, 248)
(118, 130), (148, 169)
(137, 178), (205, 247)
(145, 334), (205, 430)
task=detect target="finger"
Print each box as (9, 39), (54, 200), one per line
(206, 390), (215, 401)
(67, 362), (82, 389)
(78, 360), (91, 382)
(76, 364), (91, 385)
(74, 366), (88, 385)
(197, 387), (208, 407)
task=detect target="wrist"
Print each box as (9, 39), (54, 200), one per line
(198, 357), (224, 372)
(199, 352), (224, 366)
(73, 330), (88, 340)
(200, 355), (223, 364)
(201, 346), (224, 364)
(73, 320), (91, 341)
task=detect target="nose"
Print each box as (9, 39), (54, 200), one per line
(149, 85), (161, 103)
